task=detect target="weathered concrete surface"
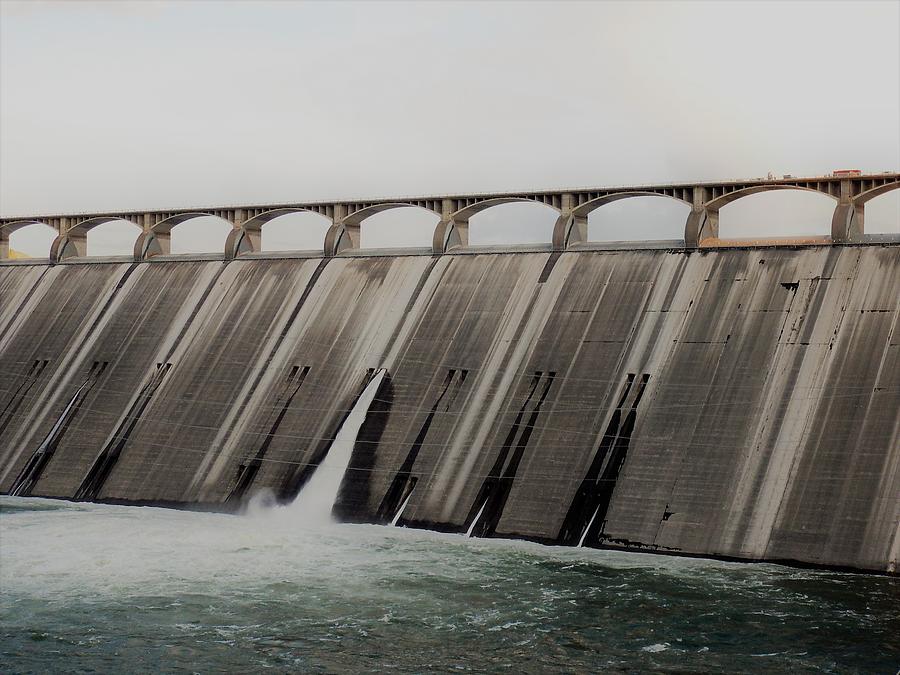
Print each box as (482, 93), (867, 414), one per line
(1, 245), (898, 573)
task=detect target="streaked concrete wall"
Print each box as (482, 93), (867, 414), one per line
(1, 245), (897, 573)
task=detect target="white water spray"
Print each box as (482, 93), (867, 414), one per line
(390, 490), (414, 527)
(290, 369), (386, 524)
(466, 498), (488, 538)
(578, 504), (601, 548)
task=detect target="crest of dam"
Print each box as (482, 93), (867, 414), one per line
(0, 243), (898, 575)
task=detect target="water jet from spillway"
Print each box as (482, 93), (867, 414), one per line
(466, 498), (488, 538)
(290, 369), (386, 525)
(390, 489), (414, 527)
(578, 505), (601, 548)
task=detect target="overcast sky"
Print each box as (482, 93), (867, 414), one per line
(2, 0), (898, 255)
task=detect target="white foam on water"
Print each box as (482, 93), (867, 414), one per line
(641, 643), (670, 653)
(0, 494), (885, 673)
(0, 494), (817, 607)
(289, 369), (386, 525)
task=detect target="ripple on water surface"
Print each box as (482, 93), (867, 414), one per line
(1, 496), (897, 673)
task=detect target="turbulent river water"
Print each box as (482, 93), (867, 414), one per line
(1, 496), (897, 673)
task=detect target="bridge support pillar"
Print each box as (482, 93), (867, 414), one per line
(49, 219), (85, 262)
(49, 234), (85, 262)
(224, 210), (257, 260)
(831, 202), (864, 243)
(49, 233), (86, 262)
(684, 208), (719, 247)
(133, 216), (171, 261)
(432, 219), (468, 253)
(551, 214), (587, 250)
(685, 187), (718, 247)
(133, 231), (171, 260)
(224, 226), (257, 260)
(832, 178), (864, 243)
(324, 205), (359, 256)
(551, 194), (583, 250)
(432, 199), (469, 254)
(0, 230), (9, 259)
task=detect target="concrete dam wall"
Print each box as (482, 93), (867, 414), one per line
(1, 245), (898, 573)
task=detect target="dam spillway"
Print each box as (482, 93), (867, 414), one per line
(0, 243), (898, 574)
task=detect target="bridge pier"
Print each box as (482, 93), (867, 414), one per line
(49, 219), (85, 262)
(684, 187), (719, 247)
(431, 200), (467, 254)
(684, 208), (719, 247)
(550, 214), (587, 250)
(49, 233), (85, 262)
(831, 202), (864, 243)
(224, 227), (255, 259)
(831, 180), (865, 243)
(239, 225), (262, 253)
(432, 218), (465, 253)
(323, 205), (354, 256)
(550, 195), (584, 250)
(132, 215), (167, 260)
(223, 210), (252, 260)
(133, 230), (170, 260)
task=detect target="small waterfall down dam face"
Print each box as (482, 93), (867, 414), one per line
(1, 244), (899, 574)
(290, 369), (387, 524)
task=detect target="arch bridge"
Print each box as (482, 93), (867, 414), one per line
(1, 173), (896, 261)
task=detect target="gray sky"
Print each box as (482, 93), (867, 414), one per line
(2, 0), (898, 255)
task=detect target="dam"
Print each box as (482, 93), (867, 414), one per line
(1, 177), (898, 575)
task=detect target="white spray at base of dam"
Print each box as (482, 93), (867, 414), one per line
(288, 369), (386, 525)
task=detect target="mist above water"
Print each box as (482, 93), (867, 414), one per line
(2, 496), (897, 673)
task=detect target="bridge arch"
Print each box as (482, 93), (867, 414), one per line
(712, 189), (838, 244)
(692, 185), (840, 246)
(149, 211), (219, 235)
(451, 196), (557, 223)
(358, 208), (440, 249)
(704, 184), (838, 213)
(66, 216), (141, 237)
(343, 202), (439, 227)
(1, 219), (55, 235)
(46, 216), (144, 261)
(572, 191), (692, 218)
(853, 180), (899, 207)
(558, 192), (692, 247)
(243, 207), (333, 232)
(849, 181), (899, 235)
(85, 219), (142, 257)
(1, 220), (56, 259)
(243, 208), (334, 253)
(434, 197), (562, 253)
(328, 202), (440, 255)
(135, 212), (231, 259)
